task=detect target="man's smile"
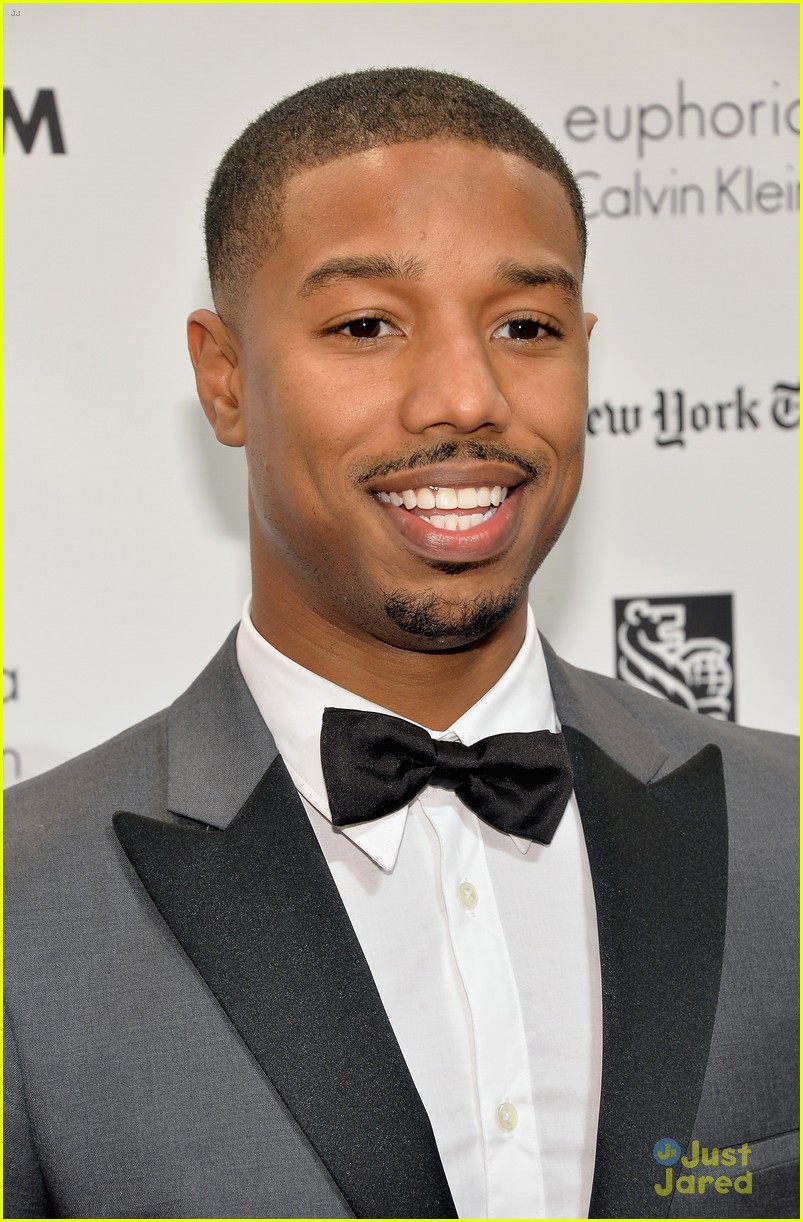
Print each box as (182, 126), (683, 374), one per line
(368, 463), (532, 562)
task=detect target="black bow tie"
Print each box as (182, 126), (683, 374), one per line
(320, 707), (573, 845)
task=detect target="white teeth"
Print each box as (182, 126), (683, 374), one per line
(435, 488), (459, 510)
(421, 507), (497, 531)
(376, 484), (510, 514)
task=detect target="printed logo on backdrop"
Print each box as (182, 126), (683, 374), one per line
(4, 667), (23, 786)
(563, 79), (799, 220)
(3, 88), (66, 153)
(615, 595), (736, 721)
(587, 381), (799, 446)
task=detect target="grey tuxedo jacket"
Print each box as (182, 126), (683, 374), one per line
(4, 632), (798, 1219)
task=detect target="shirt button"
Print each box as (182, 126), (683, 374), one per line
(496, 1101), (519, 1133)
(457, 881), (479, 910)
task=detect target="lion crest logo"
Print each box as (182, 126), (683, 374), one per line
(615, 597), (735, 720)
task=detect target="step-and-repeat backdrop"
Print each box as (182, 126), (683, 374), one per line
(5, 3), (799, 785)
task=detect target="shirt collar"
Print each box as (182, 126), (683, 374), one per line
(236, 597), (559, 870)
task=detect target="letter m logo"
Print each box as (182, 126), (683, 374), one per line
(4, 88), (66, 153)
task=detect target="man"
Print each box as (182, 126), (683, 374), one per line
(4, 68), (797, 1220)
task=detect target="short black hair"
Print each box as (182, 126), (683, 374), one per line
(205, 66), (586, 325)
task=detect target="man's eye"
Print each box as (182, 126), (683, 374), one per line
(495, 318), (556, 341)
(337, 317), (394, 340)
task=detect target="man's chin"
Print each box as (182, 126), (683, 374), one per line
(382, 584), (524, 650)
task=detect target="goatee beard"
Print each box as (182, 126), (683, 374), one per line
(383, 585), (523, 647)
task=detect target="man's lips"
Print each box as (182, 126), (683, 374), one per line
(368, 461), (526, 496)
(376, 487), (522, 561)
(369, 462), (524, 530)
(369, 467), (529, 560)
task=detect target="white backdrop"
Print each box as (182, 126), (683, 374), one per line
(5, 2), (799, 785)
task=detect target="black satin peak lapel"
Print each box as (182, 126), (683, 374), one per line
(563, 727), (728, 1219)
(113, 757), (457, 1220)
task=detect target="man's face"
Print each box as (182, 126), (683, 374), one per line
(225, 138), (594, 653)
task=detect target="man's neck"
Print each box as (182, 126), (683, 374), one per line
(249, 597), (529, 731)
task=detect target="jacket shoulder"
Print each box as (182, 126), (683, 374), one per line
(545, 641), (798, 771)
(5, 709), (171, 872)
(5, 628), (244, 839)
(6, 708), (170, 810)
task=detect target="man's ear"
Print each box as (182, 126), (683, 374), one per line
(187, 309), (245, 447)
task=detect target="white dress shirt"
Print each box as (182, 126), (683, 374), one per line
(237, 600), (602, 1218)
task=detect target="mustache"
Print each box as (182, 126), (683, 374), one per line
(354, 440), (545, 485)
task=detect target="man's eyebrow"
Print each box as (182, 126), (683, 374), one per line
(298, 253), (425, 297)
(493, 259), (582, 303)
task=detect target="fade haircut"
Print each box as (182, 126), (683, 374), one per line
(205, 66), (586, 326)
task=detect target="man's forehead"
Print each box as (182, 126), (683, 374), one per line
(266, 140), (584, 284)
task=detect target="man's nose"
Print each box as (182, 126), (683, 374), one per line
(398, 328), (512, 435)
